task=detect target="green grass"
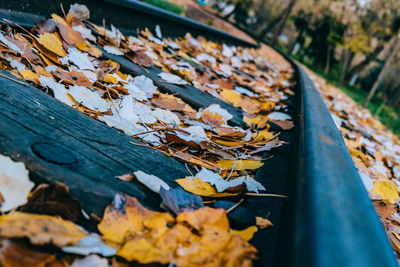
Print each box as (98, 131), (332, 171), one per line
(143, 0), (184, 15)
(291, 55), (400, 137)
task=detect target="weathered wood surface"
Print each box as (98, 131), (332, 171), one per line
(0, 69), (191, 215)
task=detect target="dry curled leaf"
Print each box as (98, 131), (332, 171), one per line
(217, 159), (264, 171)
(51, 14), (85, 45)
(175, 177), (239, 197)
(372, 180), (399, 204)
(0, 212), (86, 247)
(37, 33), (67, 57)
(0, 239), (64, 267)
(255, 216), (274, 229)
(230, 225), (258, 241)
(98, 194), (257, 266)
(19, 70), (40, 84)
(116, 173), (134, 182)
(20, 182), (86, 224)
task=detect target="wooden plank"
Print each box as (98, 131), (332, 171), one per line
(0, 69), (191, 216)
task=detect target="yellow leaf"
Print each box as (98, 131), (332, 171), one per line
(255, 216), (274, 229)
(230, 226), (258, 241)
(98, 194), (257, 266)
(98, 195), (174, 245)
(76, 42), (102, 58)
(75, 41), (89, 51)
(216, 159), (264, 170)
(372, 180), (399, 204)
(0, 212), (86, 247)
(252, 128), (277, 142)
(258, 100), (276, 112)
(175, 177), (238, 197)
(19, 70), (39, 84)
(220, 88), (241, 106)
(213, 138), (245, 147)
(37, 33), (67, 57)
(176, 206), (229, 232)
(103, 74), (118, 84)
(244, 115), (269, 129)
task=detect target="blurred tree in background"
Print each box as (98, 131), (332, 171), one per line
(206, 0), (400, 109)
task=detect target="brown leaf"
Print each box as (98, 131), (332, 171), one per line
(0, 239), (64, 267)
(125, 51), (153, 68)
(201, 110), (224, 127)
(152, 93), (196, 113)
(36, 18), (57, 34)
(272, 120), (295, 130)
(53, 68), (93, 87)
(19, 182), (86, 224)
(5, 36), (41, 64)
(51, 14), (84, 45)
(165, 132), (200, 150)
(116, 173), (134, 182)
(373, 200), (395, 219)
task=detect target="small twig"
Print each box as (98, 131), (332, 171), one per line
(0, 73), (28, 86)
(245, 193), (287, 198)
(227, 198), (244, 213)
(105, 87), (118, 114)
(129, 141), (153, 149)
(60, 3), (66, 17)
(226, 160), (237, 179)
(185, 163), (194, 177)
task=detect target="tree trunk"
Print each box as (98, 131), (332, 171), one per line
(364, 37), (400, 108)
(344, 43), (385, 83)
(340, 50), (354, 85)
(324, 45), (332, 74)
(258, 16), (281, 41)
(270, 0), (297, 46)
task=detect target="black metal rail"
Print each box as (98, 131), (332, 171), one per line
(0, 1), (398, 267)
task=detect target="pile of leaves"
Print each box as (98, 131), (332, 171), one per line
(305, 67), (400, 256)
(0, 154), (262, 266)
(0, 3), (294, 266)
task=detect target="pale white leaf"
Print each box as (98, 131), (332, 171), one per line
(155, 24), (162, 39)
(158, 72), (188, 85)
(243, 176), (266, 193)
(72, 25), (96, 41)
(132, 75), (158, 96)
(134, 170), (170, 193)
(71, 255), (108, 267)
(103, 45), (124, 56)
(267, 111), (292, 121)
(152, 108), (180, 125)
(69, 85), (109, 112)
(0, 154), (34, 211)
(0, 32), (23, 54)
(69, 3), (90, 20)
(62, 234), (115, 256)
(176, 126), (209, 144)
(39, 76), (74, 106)
(59, 47), (95, 71)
